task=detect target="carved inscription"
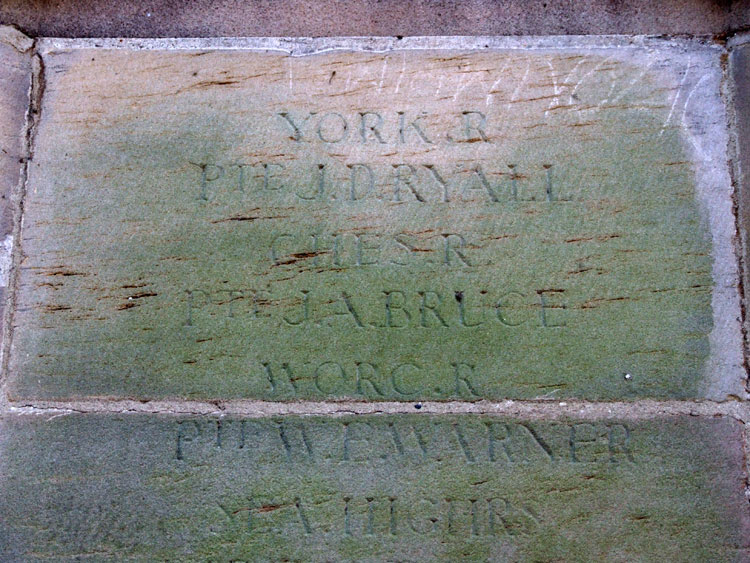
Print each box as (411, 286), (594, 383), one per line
(265, 232), (475, 268)
(3, 415), (746, 560)
(10, 48), (719, 400)
(174, 419), (634, 464)
(183, 287), (567, 329)
(215, 494), (541, 539)
(276, 110), (490, 145)
(175, 418), (634, 539)
(191, 159), (563, 204)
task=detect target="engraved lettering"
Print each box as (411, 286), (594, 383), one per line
(467, 164), (499, 202)
(456, 290), (483, 327)
(608, 424), (635, 463)
(190, 162), (223, 201)
(443, 234), (471, 266)
(419, 291), (448, 327)
(398, 111), (433, 144)
(343, 421), (373, 461)
(569, 423), (633, 463)
(355, 234), (380, 266)
(270, 233), (294, 264)
(296, 164), (326, 200)
(317, 112), (349, 143)
(315, 361), (347, 393)
(453, 362), (481, 398)
(295, 498), (313, 534)
(277, 421), (314, 460)
(348, 163), (374, 201)
(389, 422), (430, 458)
(495, 292), (527, 326)
(519, 424), (555, 461)
(452, 424), (476, 462)
(262, 162), (285, 191)
(408, 498), (440, 534)
(335, 292), (365, 327)
(455, 110), (490, 142)
(392, 164), (425, 202)
(543, 163), (554, 201)
(175, 420), (201, 461)
(488, 498), (539, 536)
(355, 362), (386, 396)
(282, 290), (310, 326)
(264, 362), (301, 394)
(508, 164), (518, 200)
(277, 111), (316, 141)
(423, 164), (450, 202)
(486, 422), (514, 462)
(384, 290), (411, 328)
(391, 363), (421, 396)
(359, 112), (386, 143)
(538, 289), (567, 328)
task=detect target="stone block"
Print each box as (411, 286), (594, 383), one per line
(7, 38), (745, 401)
(0, 414), (748, 561)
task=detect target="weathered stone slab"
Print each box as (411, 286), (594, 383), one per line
(0, 414), (747, 561)
(0, 27), (31, 359)
(8, 38), (744, 401)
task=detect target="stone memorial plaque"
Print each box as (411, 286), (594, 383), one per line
(7, 38), (745, 400)
(0, 414), (748, 561)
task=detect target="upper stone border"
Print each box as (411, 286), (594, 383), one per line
(37, 35), (724, 55)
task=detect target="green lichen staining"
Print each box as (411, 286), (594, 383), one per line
(0, 415), (747, 561)
(9, 49), (713, 400)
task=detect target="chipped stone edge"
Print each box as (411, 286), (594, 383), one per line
(729, 31), (750, 49)
(0, 25), (33, 53)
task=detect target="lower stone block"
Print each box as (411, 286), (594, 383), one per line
(0, 414), (748, 561)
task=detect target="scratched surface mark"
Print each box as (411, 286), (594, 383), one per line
(7, 47), (741, 400)
(0, 415), (748, 561)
